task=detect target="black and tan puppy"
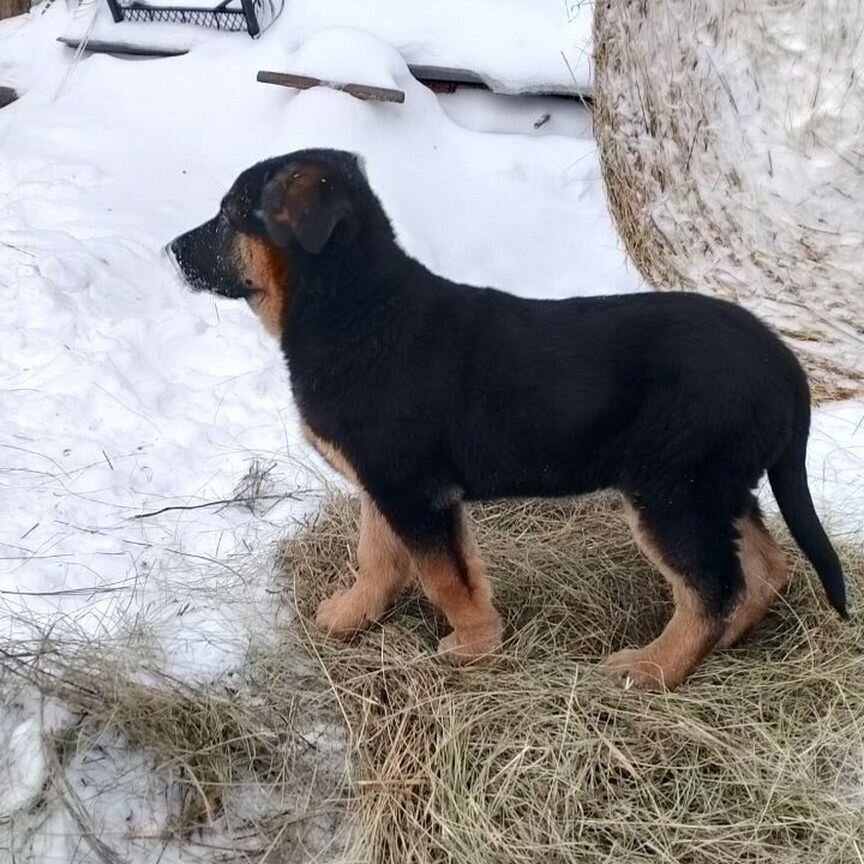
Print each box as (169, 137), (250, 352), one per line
(168, 148), (847, 690)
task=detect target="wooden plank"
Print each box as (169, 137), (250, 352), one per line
(57, 36), (190, 57)
(407, 64), (486, 91)
(407, 63), (592, 101)
(256, 71), (405, 104)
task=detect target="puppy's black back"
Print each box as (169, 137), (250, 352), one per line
(288, 252), (798, 504)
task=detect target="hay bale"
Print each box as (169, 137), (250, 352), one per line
(594, 1), (864, 402)
(0, 0), (29, 20)
(280, 494), (864, 864)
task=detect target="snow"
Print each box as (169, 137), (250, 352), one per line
(800, 402), (864, 543)
(0, 1), (862, 861)
(63, 0), (593, 93)
(277, 0), (594, 94)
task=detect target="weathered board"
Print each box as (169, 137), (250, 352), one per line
(257, 71), (406, 104)
(57, 35), (189, 57)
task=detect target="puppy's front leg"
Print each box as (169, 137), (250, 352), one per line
(398, 502), (503, 664)
(315, 493), (411, 637)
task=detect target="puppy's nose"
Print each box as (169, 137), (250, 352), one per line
(163, 241), (184, 278)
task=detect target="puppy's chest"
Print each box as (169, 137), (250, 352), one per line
(285, 322), (403, 431)
(300, 420), (360, 485)
(287, 359), (366, 440)
(289, 353), (368, 486)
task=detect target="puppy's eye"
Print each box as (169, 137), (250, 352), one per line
(220, 202), (240, 227)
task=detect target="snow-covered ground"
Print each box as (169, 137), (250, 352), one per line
(62, 0), (595, 93)
(0, 2), (861, 862)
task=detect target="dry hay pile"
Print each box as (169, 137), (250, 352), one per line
(281, 494), (864, 864)
(594, 0), (864, 402)
(1, 634), (352, 862)
(6, 494), (863, 862)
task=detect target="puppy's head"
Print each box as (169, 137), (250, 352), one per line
(167, 149), (365, 337)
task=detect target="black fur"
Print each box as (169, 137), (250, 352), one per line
(169, 148), (847, 624)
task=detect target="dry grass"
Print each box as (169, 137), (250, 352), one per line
(6, 493), (863, 862)
(2, 631), (350, 861)
(593, 1), (864, 403)
(280, 494), (864, 864)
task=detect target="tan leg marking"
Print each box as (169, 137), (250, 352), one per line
(604, 502), (722, 691)
(299, 427), (408, 636)
(718, 516), (788, 648)
(315, 494), (412, 637)
(414, 507), (503, 664)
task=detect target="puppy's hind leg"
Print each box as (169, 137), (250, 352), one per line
(605, 497), (742, 690)
(719, 501), (788, 648)
(315, 493), (412, 637)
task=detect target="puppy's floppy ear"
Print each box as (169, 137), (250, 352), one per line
(260, 164), (351, 254)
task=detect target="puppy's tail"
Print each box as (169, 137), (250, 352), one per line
(768, 424), (848, 619)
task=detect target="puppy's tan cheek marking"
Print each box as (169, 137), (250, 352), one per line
(232, 233), (292, 339)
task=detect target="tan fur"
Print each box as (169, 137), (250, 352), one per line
(718, 516), (788, 648)
(315, 494), (412, 636)
(302, 426), (501, 660)
(233, 233), (290, 338)
(301, 422), (359, 484)
(605, 502), (721, 690)
(414, 507), (503, 663)
(303, 428), (410, 635)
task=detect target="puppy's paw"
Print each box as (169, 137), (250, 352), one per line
(602, 647), (675, 692)
(437, 617), (503, 665)
(315, 587), (383, 638)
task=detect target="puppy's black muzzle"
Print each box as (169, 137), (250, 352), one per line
(166, 216), (251, 299)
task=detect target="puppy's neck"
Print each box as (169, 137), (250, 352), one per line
(292, 211), (409, 294)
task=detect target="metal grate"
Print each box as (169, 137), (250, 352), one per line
(120, 5), (248, 30)
(104, 0), (278, 37)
